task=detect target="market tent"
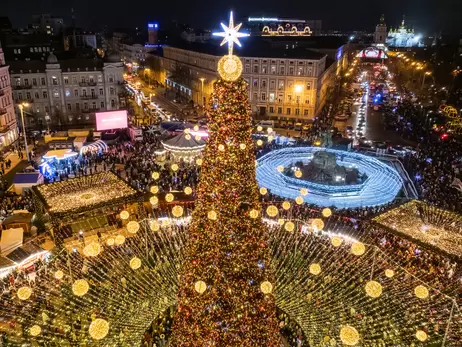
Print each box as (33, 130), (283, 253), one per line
(43, 149), (79, 161)
(161, 133), (206, 159)
(0, 228), (23, 255)
(1, 213), (33, 234)
(80, 140), (108, 155)
(13, 172), (44, 194)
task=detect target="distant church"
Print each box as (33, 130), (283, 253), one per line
(386, 16), (423, 48)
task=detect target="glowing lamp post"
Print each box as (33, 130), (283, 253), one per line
(18, 102), (30, 162)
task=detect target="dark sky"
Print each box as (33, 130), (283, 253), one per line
(3, 0), (462, 34)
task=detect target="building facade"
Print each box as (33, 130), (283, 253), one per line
(374, 15), (387, 45)
(161, 44), (338, 120)
(387, 19), (423, 48)
(9, 52), (125, 128)
(122, 43), (153, 64)
(0, 45), (18, 150)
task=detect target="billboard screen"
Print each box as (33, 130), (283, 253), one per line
(95, 110), (128, 131)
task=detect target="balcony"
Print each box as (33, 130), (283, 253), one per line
(79, 81), (97, 87)
(80, 95), (99, 100)
(12, 85), (32, 90)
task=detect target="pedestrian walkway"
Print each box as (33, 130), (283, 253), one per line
(1, 151), (26, 176)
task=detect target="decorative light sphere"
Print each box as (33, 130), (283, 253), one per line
(89, 318), (109, 340)
(267, 127), (273, 133)
(257, 126), (263, 132)
(184, 186), (193, 195)
(414, 285), (429, 299)
(322, 208), (332, 217)
(260, 281), (273, 294)
(249, 209), (259, 219)
(259, 187), (268, 195)
(171, 164), (179, 172)
(295, 196), (304, 205)
(196, 158), (203, 166)
(194, 280), (207, 294)
(115, 234), (125, 245)
(351, 242), (366, 256)
(152, 172), (160, 180)
(284, 221), (295, 232)
(309, 263), (322, 275)
(218, 54), (243, 81)
(331, 236), (343, 247)
(415, 330), (428, 342)
(172, 205), (184, 217)
(385, 269), (395, 278)
(282, 201), (291, 210)
(165, 193), (174, 203)
(127, 221), (140, 234)
(106, 238), (115, 246)
(218, 144), (225, 151)
(311, 218), (324, 231)
(17, 286), (32, 300)
(185, 134), (191, 140)
(208, 210), (217, 220)
(340, 325), (360, 346)
(365, 280), (383, 298)
(266, 205), (279, 217)
(295, 170), (303, 178)
(150, 186), (159, 194)
(29, 325), (41, 336)
(277, 165), (284, 172)
(120, 210), (130, 220)
(150, 196), (159, 205)
(72, 279), (89, 296)
(150, 221), (160, 232)
(83, 242), (101, 257)
(130, 257), (142, 270)
(239, 143), (246, 150)
(299, 188), (308, 196)
(54, 270), (64, 280)
(278, 218), (285, 225)
(256, 139), (263, 146)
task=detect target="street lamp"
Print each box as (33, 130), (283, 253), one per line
(422, 71), (431, 88)
(18, 102), (30, 162)
(199, 78), (205, 107)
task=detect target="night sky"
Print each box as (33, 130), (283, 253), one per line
(2, 0), (462, 34)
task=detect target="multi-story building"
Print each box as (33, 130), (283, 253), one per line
(160, 39), (344, 120)
(9, 52), (125, 128)
(122, 43), (154, 64)
(0, 44), (18, 150)
(30, 14), (64, 36)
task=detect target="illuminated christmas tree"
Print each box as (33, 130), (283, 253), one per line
(170, 12), (281, 347)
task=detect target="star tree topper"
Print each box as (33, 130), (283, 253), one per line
(213, 11), (249, 56)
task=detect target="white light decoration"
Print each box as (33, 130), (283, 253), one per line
(340, 325), (360, 346)
(284, 221), (295, 232)
(120, 210), (129, 220)
(193, 125), (199, 131)
(277, 165), (284, 173)
(256, 139), (263, 146)
(185, 134), (191, 140)
(267, 135), (274, 142)
(365, 280), (383, 298)
(127, 221), (140, 234)
(260, 281), (273, 294)
(106, 238), (115, 246)
(311, 218), (324, 231)
(72, 279), (89, 296)
(17, 286), (32, 300)
(130, 257), (142, 270)
(89, 318), (109, 340)
(194, 280), (207, 294)
(257, 126), (263, 132)
(184, 186), (193, 195)
(267, 127), (273, 133)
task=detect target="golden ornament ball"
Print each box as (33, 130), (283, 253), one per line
(184, 186), (193, 195)
(17, 286), (32, 300)
(277, 165), (284, 173)
(239, 143), (246, 150)
(218, 144), (225, 151)
(300, 188), (308, 196)
(295, 170), (303, 178)
(249, 209), (259, 219)
(83, 242), (101, 257)
(282, 201), (291, 210)
(340, 325), (360, 346)
(256, 139), (263, 146)
(217, 54), (243, 81)
(414, 285), (429, 299)
(309, 263), (322, 275)
(89, 318), (109, 340)
(259, 187), (268, 195)
(194, 280), (207, 294)
(54, 270), (64, 280)
(171, 164), (179, 172)
(285, 221), (295, 232)
(172, 205), (184, 217)
(150, 221), (160, 232)
(295, 196), (304, 205)
(130, 257), (142, 270)
(415, 330), (428, 342)
(365, 280), (382, 298)
(120, 210), (130, 220)
(260, 281), (273, 294)
(351, 242), (366, 256)
(311, 218), (324, 231)
(196, 158), (203, 166)
(152, 172), (160, 180)
(165, 193), (174, 203)
(331, 236), (343, 247)
(29, 325), (41, 337)
(72, 279), (89, 297)
(106, 238), (115, 246)
(127, 221), (140, 234)
(150, 185), (159, 194)
(208, 210), (217, 220)
(115, 234), (125, 245)
(322, 208), (332, 217)
(150, 196), (159, 205)
(384, 269), (395, 278)
(266, 205), (279, 217)
(257, 125), (263, 132)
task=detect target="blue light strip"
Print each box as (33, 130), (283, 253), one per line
(256, 147), (403, 209)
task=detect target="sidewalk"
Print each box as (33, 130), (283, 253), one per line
(2, 151), (26, 176)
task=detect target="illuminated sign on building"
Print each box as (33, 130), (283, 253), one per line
(262, 24), (312, 36)
(248, 17), (279, 22)
(148, 23), (158, 29)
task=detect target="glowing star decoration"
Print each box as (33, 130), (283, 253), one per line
(120, 210), (130, 220)
(351, 242), (366, 256)
(322, 208), (332, 217)
(414, 285), (429, 299)
(89, 318), (109, 340)
(385, 269), (395, 278)
(30, 325), (41, 336)
(309, 263), (321, 275)
(282, 201), (291, 210)
(172, 205), (184, 217)
(54, 270), (64, 280)
(17, 286), (32, 300)
(208, 210), (217, 220)
(130, 257), (142, 270)
(340, 325), (360, 346)
(152, 172), (160, 180)
(72, 279), (89, 296)
(150, 196), (159, 205)
(83, 242), (101, 257)
(127, 221), (140, 234)
(266, 205), (278, 217)
(365, 280), (383, 298)
(165, 193), (174, 203)
(184, 186), (193, 195)
(150, 186), (159, 194)
(260, 281), (273, 294)
(331, 236), (343, 247)
(415, 330), (428, 342)
(213, 11), (248, 54)
(249, 209), (259, 219)
(259, 187), (268, 195)
(194, 280), (207, 294)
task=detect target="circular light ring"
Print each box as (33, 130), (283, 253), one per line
(72, 279), (89, 296)
(311, 218), (324, 231)
(218, 54), (243, 81)
(309, 263), (321, 275)
(218, 144), (225, 151)
(196, 158), (203, 166)
(294, 170), (302, 178)
(257, 126), (263, 132)
(365, 280), (382, 298)
(106, 238), (115, 246)
(120, 210), (130, 220)
(256, 139), (263, 146)
(194, 280), (207, 294)
(171, 164), (179, 172)
(172, 205), (184, 217)
(299, 188), (308, 196)
(185, 134), (191, 140)
(184, 186), (193, 195)
(150, 221), (160, 231)
(260, 281), (273, 294)
(295, 196), (304, 205)
(130, 257), (142, 270)
(89, 318), (110, 340)
(240, 143), (247, 150)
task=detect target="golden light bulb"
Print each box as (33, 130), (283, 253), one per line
(259, 187), (268, 195)
(72, 279), (89, 297)
(17, 286), (32, 300)
(284, 221), (295, 232)
(249, 209), (259, 219)
(150, 196), (159, 205)
(150, 186), (159, 194)
(89, 318), (109, 340)
(340, 325), (360, 346)
(152, 172), (160, 180)
(208, 210), (217, 220)
(322, 208), (332, 217)
(54, 270), (64, 280)
(295, 196), (304, 205)
(351, 242), (366, 256)
(130, 257), (142, 270)
(282, 201), (291, 210)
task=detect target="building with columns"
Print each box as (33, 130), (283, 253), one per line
(160, 39), (344, 120)
(0, 44), (18, 151)
(9, 52), (125, 128)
